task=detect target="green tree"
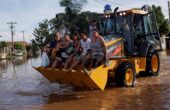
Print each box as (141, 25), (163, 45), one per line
(26, 45), (32, 52)
(75, 11), (101, 33)
(59, 0), (87, 34)
(49, 13), (66, 33)
(152, 5), (164, 27)
(32, 19), (52, 50)
(159, 19), (170, 35)
(49, 11), (101, 36)
(151, 5), (170, 35)
(0, 41), (7, 48)
(75, 13), (89, 32)
(28, 42), (39, 56)
(59, 0), (87, 14)
(14, 43), (23, 50)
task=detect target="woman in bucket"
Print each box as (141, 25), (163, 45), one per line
(91, 29), (107, 68)
(81, 29), (107, 74)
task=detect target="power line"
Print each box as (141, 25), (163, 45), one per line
(7, 22), (17, 54)
(93, 0), (105, 6)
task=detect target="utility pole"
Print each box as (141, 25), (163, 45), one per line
(168, 0), (170, 22)
(21, 31), (26, 50)
(7, 22), (17, 54)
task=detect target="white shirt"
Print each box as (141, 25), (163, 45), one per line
(80, 38), (91, 56)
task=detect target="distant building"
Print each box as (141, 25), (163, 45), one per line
(0, 41), (11, 58)
(161, 35), (170, 49)
(6, 41), (28, 47)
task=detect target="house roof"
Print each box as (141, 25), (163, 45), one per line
(117, 9), (148, 15)
(6, 41), (28, 46)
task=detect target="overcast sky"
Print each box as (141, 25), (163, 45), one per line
(0, 0), (168, 42)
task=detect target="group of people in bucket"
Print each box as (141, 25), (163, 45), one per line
(41, 29), (107, 73)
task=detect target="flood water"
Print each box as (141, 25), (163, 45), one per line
(0, 50), (170, 110)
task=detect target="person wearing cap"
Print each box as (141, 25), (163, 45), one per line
(91, 29), (107, 68)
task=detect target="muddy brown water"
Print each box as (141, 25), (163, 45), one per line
(0, 50), (170, 110)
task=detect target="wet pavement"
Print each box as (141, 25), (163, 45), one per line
(0, 50), (170, 110)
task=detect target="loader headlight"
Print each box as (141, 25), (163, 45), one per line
(119, 12), (126, 16)
(105, 15), (111, 18)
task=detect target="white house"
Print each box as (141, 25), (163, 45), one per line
(161, 35), (170, 49)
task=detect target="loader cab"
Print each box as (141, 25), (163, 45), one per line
(116, 10), (162, 57)
(96, 9), (162, 57)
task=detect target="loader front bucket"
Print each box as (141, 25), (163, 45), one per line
(33, 64), (109, 90)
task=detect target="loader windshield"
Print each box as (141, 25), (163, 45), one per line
(143, 13), (162, 50)
(99, 17), (116, 36)
(116, 15), (131, 35)
(98, 14), (131, 40)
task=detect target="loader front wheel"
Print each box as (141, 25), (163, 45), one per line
(115, 62), (136, 87)
(146, 49), (160, 76)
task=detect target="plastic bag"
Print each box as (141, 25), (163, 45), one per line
(41, 52), (50, 67)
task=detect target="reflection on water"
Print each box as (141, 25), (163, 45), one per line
(0, 50), (170, 110)
(0, 55), (68, 110)
(0, 55), (38, 79)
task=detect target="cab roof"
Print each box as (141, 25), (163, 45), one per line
(118, 9), (148, 15)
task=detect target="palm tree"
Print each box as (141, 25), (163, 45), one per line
(32, 19), (51, 50)
(59, 0), (87, 14)
(49, 13), (66, 33)
(58, 0), (87, 34)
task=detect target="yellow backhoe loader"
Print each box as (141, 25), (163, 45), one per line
(34, 7), (162, 91)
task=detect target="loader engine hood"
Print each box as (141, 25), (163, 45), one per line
(104, 34), (124, 60)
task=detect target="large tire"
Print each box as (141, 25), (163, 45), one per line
(115, 62), (136, 87)
(145, 47), (160, 76)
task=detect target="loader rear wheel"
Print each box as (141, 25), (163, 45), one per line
(115, 62), (136, 87)
(146, 48), (160, 76)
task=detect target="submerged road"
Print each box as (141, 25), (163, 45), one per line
(0, 50), (170, 110)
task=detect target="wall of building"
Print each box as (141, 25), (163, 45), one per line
(161, 37), (166, 49)
(0, 47), (11, 58)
